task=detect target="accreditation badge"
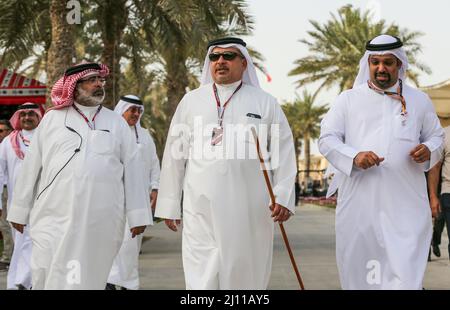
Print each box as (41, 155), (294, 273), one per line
(211, 126), (223, 146)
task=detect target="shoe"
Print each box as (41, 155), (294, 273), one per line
(105, 283), (116, 290)
(432, 244), (441, 257)
(17, 284), (27, 290)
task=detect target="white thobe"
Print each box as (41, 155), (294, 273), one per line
(108, 125), (159, 289)
(319, 82), (444, 289)
(7, 103), (152, 290)
(0, 129), (34, 289)
(155, 81), (297, 289)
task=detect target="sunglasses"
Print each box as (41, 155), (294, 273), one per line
(208, 52), (244, 62)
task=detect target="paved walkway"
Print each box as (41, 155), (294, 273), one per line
(1, 204), (449, 289)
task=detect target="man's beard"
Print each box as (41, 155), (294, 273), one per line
(373, 72), (392, 89)
(76, 87), (105, 106)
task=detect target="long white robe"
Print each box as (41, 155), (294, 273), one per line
(155, 82), (296, 289)
(6, 104), (152, 290)
(0, 129), (34, 289)
(319, 82), (444, 289)
(107, 126), (159, 289)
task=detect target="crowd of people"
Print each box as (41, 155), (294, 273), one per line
(0, 34), (447, 290)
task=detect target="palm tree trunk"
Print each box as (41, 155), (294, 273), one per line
(164, 54), (189, 119)
(305, 135), (311, 178)
(46, 0), (75, 107)
(98, 0), (127, 109)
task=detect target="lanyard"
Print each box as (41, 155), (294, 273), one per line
(134, 126), (139, 144)
(73, 104), (102, 130)
(367, 79), (407, 116)
(213, 82), (243, 127)
(19, 131), (30, 147)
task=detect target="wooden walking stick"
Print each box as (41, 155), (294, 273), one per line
(251, 127), (305, 290)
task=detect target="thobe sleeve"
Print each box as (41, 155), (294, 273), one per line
(7, 127), (43, 224)
(269, 101), (297, 213)
(148, 133), (160, 190)
(154, 97), (189, 220)
(420, 95), (444, 171)
(318, 93), (359, 177)
(120, 121), (153, 228)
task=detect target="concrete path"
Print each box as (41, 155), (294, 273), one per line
(1, 203), (449, 289)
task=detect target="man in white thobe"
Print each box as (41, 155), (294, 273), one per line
(155, 37), (297, 289)
(6, 62), (152, 289)
(319, 35), (444, 289)
(107, 95), (160, 290)
(0, 105), (41, 289)
(0, 119), (13, 272)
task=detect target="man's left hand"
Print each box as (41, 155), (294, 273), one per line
(130, 226), (146, 238)
(270, 203), (292, 223)
(409, 144), (431, 163)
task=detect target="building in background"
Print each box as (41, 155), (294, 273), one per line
(422, 79), (450, 127)
(0, 69), (46, 120)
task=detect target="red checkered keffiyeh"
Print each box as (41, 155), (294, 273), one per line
(9, 103), (43, 159)
(50, 62), (109, 110)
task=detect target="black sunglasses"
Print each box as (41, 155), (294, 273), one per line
(208, 52), (244, 62)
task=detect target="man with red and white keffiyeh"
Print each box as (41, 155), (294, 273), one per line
(0, 103), (42, 289)
(7, 62), (152, 289)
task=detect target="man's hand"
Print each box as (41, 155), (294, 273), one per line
(11, 222), (25, 234)
(410, 144), (431, 163)
(270, 203), (291, 223)
(164, 219), (181, 232)
(130, 225), (146, 238)
(429, 195), (441, 218)
(150, 190), (158, 215)
(353, 151), (384, 169)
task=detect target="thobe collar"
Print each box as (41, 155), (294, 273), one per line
(385, 80), (400, 93)
(21, 129), (35, 138)
(215, 80), (242, 105)
(74, 101), (102, 119)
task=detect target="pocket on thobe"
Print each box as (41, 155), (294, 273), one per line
(393, 114), (418, 142)
(88, 130), (115, 154)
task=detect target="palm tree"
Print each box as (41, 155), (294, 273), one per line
(289, 4), (430, 94)
(0, 0), (50, 75)
(282, 91), (328, 178)
(46, 0), (76, 106)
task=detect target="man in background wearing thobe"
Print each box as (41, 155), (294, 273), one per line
(0, 103), (42, 289)
(107, 94), (160, 290)
(0, 119), (13, 272)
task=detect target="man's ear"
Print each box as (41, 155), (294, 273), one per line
(242, 58), (248, 70)
(397, 58), (402, 68)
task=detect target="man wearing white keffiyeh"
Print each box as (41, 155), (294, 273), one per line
(319, 34), (444, 289)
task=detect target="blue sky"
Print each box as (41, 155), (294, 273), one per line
(242, 0), (450, 155)
(243, 0), (450, 104)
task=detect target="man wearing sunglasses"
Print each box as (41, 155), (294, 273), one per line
(0, 103), (42, 289)
(0, 119), (13, 272)
(155, 37), (296, 289)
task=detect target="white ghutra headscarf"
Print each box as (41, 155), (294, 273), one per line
(353, 34), (409, 88)
(200, 37), (260, 88)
